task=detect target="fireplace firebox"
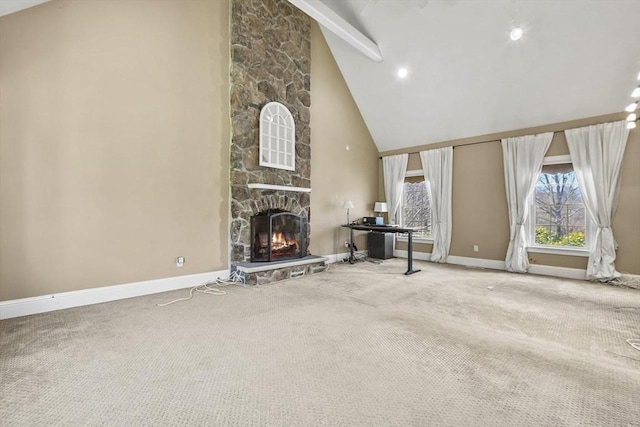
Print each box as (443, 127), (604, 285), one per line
(250, 209), (307, 262)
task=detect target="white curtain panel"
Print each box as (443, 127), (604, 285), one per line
(382, 154), (408, 224)
(501, 132), (553, 272)
(420, 147), (453, 263)
(565, 121), (629, 281)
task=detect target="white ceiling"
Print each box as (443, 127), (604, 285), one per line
(316, 0), (640, 153)
(0, 0), (49, 17)
(3, 0), (638, 154)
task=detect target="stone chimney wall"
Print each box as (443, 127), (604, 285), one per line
(229, 0), (312, 263)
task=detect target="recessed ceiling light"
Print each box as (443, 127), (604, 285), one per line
(633, 87), (640, 98)
(625, 101), (638, 112)
(397, 68), (408, 78)
(510, 27), (524, 41)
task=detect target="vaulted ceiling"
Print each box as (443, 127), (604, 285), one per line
(309, 0), (640, 153)
(3, 0), (639, 155)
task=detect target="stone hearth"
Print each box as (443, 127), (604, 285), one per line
(234, 255), (328, 286)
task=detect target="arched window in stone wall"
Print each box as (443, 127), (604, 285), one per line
(259, 102), (295, 171)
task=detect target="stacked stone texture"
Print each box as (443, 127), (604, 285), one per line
(244, 263), (328, 286)
(230, 0), (311, 263)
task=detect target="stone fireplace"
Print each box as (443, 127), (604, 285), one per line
(229, 0), (326, 284)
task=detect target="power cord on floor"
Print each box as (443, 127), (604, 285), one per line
(627, 339), (640, 352)
(156, 270), (247, 307)
(221, 270), (247, 287)
(338, 253), (368, 264)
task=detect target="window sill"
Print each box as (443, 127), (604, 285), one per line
(527, 246), (590, 257)
(397, 236), (433, 244)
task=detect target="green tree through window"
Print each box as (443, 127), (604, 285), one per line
(534, 163), (586, 247)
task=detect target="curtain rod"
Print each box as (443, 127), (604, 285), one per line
(377, 136), (504, 159)
(378, 117), (638, 159)
(377, 134), (534, 159)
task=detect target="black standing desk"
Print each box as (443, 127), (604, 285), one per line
(341, 224), (421, 275)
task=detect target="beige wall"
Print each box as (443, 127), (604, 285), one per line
(391, 114), (640, 275)
(2, 1), (635, 305)
(309, 22), (379, 257)
(610, 126), (640, 274)
(450, 141), (510, 260)
(0, 2), (379, 301)
(0, 0), (230, 300)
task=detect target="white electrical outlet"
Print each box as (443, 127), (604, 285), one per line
(176, 256), (185, 267)
(473, 245), (479, 252)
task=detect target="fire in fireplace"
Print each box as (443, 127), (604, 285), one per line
(250, 209), (307, 262)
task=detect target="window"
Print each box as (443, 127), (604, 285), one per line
(259, 102), (295, 171)
(401, 174), (431, 239)
(531, 156), (587, 248)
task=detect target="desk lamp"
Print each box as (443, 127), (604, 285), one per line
(373, 202), (388, 225)
(343, 200), (354, 225)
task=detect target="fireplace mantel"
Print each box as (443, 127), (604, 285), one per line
(247, 183), (312, 193)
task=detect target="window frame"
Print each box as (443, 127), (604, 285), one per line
(526, 154), (591, 257)
(397, 169), (433, 243)
(259, 102), (295, 171)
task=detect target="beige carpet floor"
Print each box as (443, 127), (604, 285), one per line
(1, 259), (639, 426)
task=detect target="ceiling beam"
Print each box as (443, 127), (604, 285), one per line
(288, 0), (383, 63)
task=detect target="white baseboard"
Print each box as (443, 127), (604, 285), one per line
(446, 255), (507, 271)
(393, 250), (431, 262)
(321, 253), (343, 264)
(1, 252), (599, 320)
(528, 264), (587, 280)
(0, 269), (229, 320)
(323, 250), (368, 264)
(393, 251), (588, 281)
